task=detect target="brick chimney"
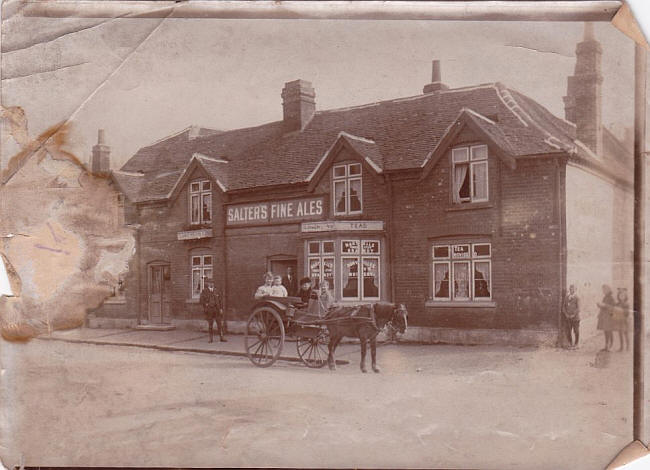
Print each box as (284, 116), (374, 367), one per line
(91, 129), (110, 174)
(423, 60), (449, 93)
(281, 79), (316, 132)
(563, 23), (603, 155)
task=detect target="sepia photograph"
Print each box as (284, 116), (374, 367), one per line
(0, 1), (648, 468)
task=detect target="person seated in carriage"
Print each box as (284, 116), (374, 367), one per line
(270, 274), (288, 297)
(298, 277), (318, 305)
(254, 272), (275, 299)
(309, 279), (335, 317)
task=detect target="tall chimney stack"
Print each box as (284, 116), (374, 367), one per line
(91, 129), (111, 174)
(281, 79), (316, 133)
(423, 60), (448, 93)
(563, 23), (603, 155)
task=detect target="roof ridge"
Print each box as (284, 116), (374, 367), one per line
(317, 83), (498, 115)
(339, 131), (376, 144)
(112, 169), (144, 177)
(461, 107), (496, 125)
(194, 153), (228, 163)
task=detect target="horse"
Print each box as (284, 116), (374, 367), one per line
(324, 302), (408, 373)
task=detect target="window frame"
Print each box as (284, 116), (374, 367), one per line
(451, 144), (489, 204)
(189, 178), (212, 225)
(191, 254), (213, 299)
(430, 242), (492, 302)
(332, 163), (363, 216)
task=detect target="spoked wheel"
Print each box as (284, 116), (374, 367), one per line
(296, 328), (329, 368)
(245, 307), (285, 367)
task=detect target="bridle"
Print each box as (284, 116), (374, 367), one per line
(385, 304), (408, 334)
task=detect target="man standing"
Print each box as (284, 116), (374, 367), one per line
(200, 278), (227, 343)
(563, 284), (580, 349)
(282, 266), (298, 297)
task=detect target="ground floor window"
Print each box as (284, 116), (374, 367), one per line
(306, 238), (382, 301)
(432, 242), (491, 301)
(191, 254), (213, 298)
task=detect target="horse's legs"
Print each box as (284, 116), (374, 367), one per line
(328, 334), (343, 370)
(371, 337), (380, 373)
(360, 338), (368, 373)
(327, 332), (337, 370)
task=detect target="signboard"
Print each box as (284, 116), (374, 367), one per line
(226, 196), (324, 226)
(177, 228), (213, 240)
(301, 220), (384, 233)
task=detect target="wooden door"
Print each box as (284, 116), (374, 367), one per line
(149, 265), (163, 323)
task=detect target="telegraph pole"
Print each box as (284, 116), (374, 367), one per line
(633, 42), (646, 443)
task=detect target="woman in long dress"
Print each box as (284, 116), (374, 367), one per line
(597, 284), (616, 351)
(614, 288), (630, 352)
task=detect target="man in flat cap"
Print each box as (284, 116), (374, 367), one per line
(200, 278), (227, 343)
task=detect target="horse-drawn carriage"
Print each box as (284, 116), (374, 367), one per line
(244, 296), (408, 372)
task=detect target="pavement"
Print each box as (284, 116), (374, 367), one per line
(39, 327), (360, 366)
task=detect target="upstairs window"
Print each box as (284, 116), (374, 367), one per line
(190, 179), (212, 225)
(452, 145), (488, 204)
(333, 163), (362, 215)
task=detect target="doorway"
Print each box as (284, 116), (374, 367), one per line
(268, 256), (298, 295)
(148, 263), (171, 324)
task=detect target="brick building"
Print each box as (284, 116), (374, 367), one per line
(98, 27), (633, 344)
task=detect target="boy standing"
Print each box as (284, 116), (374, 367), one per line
(563, 284), (580, 349)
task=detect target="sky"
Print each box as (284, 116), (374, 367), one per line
(0, 15), (638, 170)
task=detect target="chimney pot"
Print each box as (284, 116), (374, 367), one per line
(92, 128), (111, 174)
(423, 59), (448, 94)
(432, 60), (442, 83)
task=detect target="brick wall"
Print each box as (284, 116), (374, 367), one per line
(390, 133), (563, 331)
(565, 164), (633, 329)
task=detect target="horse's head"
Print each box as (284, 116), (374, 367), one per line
(392, 303), (408, 334)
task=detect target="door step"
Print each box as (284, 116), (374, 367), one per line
(135, 324), (176, 331)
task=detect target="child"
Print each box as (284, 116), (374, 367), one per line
(270, 274), (288, 297)
(615, 288), (630, 352)
(254, 272), (274, 299)
(562, 284), (580, 349)
(597, 284), (616, 351)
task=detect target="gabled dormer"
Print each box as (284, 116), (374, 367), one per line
(420, 108), (517, 208)
(307, 131), (385, 219)
(167, 153), (228, 239)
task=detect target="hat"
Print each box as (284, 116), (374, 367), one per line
(300, 277), (312, 285)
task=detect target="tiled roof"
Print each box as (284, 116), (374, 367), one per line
(111, 171), (144, 202)
(119, 83), (632, 200)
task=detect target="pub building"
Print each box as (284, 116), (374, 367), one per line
(100, 27), (633, 345)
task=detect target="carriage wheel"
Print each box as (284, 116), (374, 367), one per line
(245, 306), (285, 368)
(296, 329), (329, 369)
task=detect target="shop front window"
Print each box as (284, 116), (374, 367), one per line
(191, 254), (213, 298)
(190, 179), (212, 225)
(432, 242), (491, 301)
(306, 238), (381, 301)
(308, 240), (335, 293)
(341, 239), (380, 300)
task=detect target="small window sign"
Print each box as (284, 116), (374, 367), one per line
(361, 240), (380, 254)
(342, 240), (360, 254)
(452, 244), (470, 259)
